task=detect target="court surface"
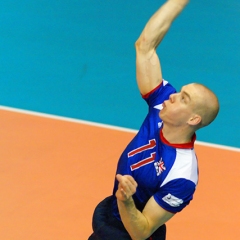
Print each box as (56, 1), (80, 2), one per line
(1, 1), (240, 239)
(1, 107), (239, 240)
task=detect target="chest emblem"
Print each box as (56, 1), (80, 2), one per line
(154, 158), (166, 176)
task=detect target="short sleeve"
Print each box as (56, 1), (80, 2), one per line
(153, 178), (196, 213)
(142, 80), (176, 108)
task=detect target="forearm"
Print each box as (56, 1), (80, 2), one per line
(117, 198), (150, 240)
(136, 0), (189, 51)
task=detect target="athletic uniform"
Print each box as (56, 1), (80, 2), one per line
(89, 80), (199, 240)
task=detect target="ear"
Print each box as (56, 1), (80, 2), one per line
(187, 114), (202, 126)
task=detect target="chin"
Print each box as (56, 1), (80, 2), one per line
(159, 110), (164, 118)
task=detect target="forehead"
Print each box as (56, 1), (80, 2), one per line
(181, 84), (207, 102)
(181, 83), (194, 91)
(181, 83), (201, 94)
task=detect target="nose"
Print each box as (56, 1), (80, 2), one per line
(169, 93), (176, 103)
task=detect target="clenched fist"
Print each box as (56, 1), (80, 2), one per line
(115, 174), (138, 202)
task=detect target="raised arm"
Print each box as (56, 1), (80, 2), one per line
(135, 0), (189, 95)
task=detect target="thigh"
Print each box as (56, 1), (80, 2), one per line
(89, 196), (132, 240)
(89, 196), (166, 240)
(89, 225), (166, 240)
(150, 224), (166, 240)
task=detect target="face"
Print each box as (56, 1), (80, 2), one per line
(159, 84), (197, 126)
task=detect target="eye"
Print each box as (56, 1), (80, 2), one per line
(181, 95), (185, 101)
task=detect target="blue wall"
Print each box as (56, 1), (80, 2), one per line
(0, 1), (239, 148)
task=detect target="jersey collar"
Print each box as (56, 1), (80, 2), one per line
(160, 129), (196, 149)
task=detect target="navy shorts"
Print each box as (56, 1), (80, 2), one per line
(88, 196), (166, 240)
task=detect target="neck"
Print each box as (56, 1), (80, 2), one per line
(161, 123), (195, 144)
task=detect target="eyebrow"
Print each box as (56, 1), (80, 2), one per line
(181, 89), (191, 101)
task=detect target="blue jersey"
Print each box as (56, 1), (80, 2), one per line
(112, 80), (199, 219)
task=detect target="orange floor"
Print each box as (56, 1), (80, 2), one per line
(0, 109), (239, 240)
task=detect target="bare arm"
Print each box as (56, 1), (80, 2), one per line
(116, 3), (190, 238)
(135, 0), (189, 95)
(116, 174), (174, 240)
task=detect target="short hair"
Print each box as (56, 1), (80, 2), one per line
(193, 83), (219, 129)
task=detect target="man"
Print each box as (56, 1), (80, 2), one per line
(89, 0), (219, 239)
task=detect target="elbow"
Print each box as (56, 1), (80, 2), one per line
(135, 35), (152, 55)
(128, 224), (152, 240)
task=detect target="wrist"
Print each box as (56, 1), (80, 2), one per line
(169, 0), (189, 8)
(117, 195), (135, 205)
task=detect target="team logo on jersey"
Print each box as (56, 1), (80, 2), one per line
(162, 193), (183, 207)
(154, 158), (166, 176)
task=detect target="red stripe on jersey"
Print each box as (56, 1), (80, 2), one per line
(160, 129), (196, 149)
(130, 152), (156, 171)
(142, 82), (163, 99)
(128, 139), (156, 158)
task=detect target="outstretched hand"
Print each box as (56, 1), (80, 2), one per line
(115, 174), (138, 202)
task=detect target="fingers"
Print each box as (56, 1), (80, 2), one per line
(115, 174), (138, 201)
(116, 174), (138, 186)
(116, 174), (138, 189)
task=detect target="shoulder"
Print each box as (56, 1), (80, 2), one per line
(142, 80), (177, 107)
(153, 146), (198, 213)
(162, 147), (198, 187)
